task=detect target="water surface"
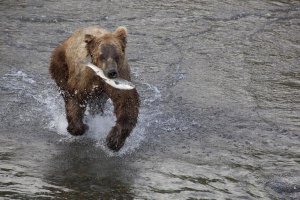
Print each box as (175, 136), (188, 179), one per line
(1, 0), (300, 199)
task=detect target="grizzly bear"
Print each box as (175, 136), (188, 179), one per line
(49, 26), (139, 151)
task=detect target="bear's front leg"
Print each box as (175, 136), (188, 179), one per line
(64, 96), (88, 136)
(105, 88), (140, 151)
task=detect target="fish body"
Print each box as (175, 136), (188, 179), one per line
(86, 62), (135, 90)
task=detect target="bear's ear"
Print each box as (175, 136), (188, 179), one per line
(114, 26), (127, 50)
(84, 34), (95, 44)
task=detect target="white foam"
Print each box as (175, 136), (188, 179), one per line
(39, 86), (151, 156)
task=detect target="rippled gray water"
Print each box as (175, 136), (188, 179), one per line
(1, 0), (300, 199)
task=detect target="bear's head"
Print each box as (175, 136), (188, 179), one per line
(85, 26), (127, 79)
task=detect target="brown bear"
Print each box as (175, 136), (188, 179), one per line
(49, 26), (140, 151)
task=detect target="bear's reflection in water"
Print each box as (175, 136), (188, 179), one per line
(43, 139), (135, 199)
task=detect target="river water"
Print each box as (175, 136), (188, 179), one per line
(1, 0), (300, 199)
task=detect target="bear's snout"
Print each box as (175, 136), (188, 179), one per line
(107, 69), (118, 79)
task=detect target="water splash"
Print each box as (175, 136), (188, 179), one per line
(2, 70), (162, 156)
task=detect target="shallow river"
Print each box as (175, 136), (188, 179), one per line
(1, 0), (300, 199)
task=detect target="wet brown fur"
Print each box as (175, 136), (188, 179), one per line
(49, 26), (139, 151)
